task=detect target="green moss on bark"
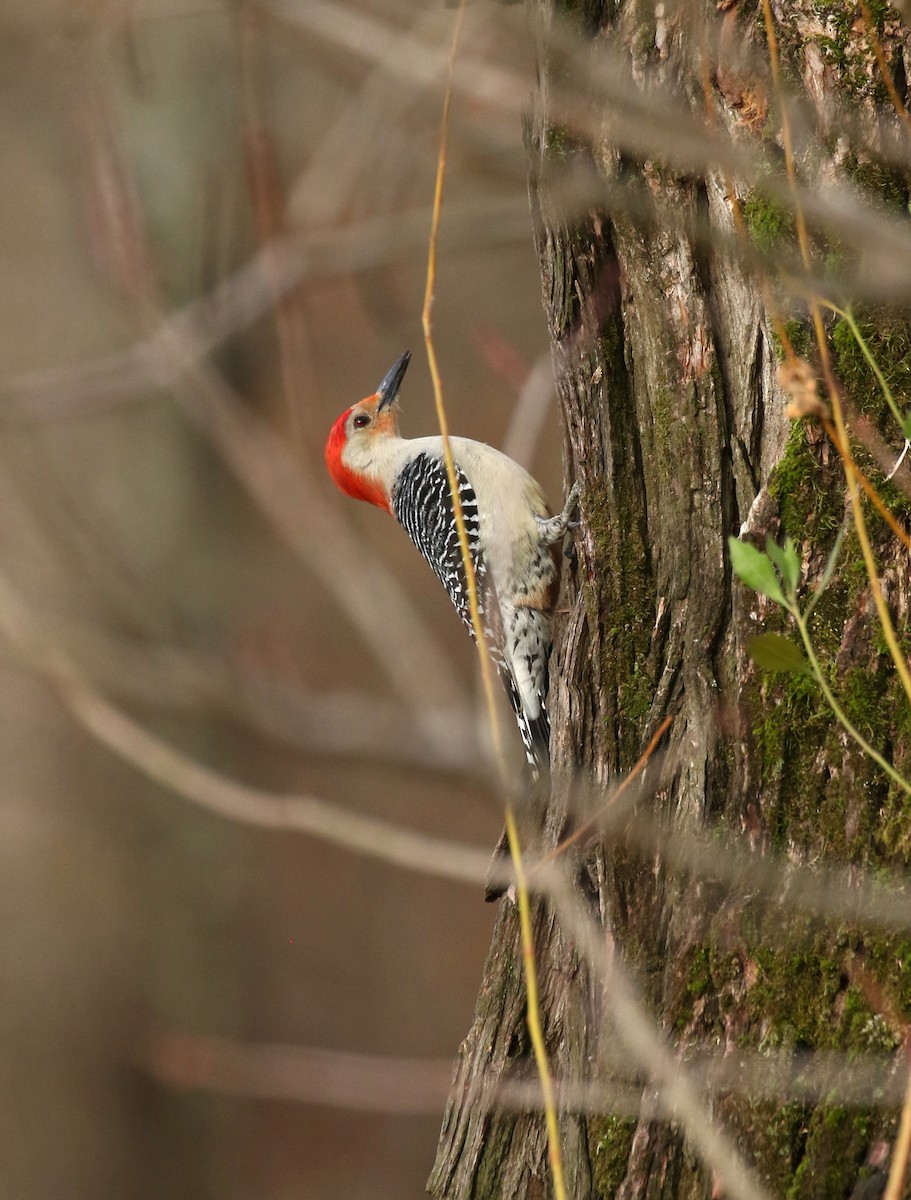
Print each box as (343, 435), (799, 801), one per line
(831, 307), (911, 529)
(725, 297), (911, 1189)
(588, 1115), (637, 1197)
(832, 309), (911, 428)
(743, 192), (796, 253)
(773, 318), (814, 363)
(787, 1107), (872, 1200)
(768, 423), (842, 546)
(586, 322), (655, 769)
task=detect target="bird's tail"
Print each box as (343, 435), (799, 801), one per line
(517, 707), (551, 779)
(485, 675), (551, 901)
(501, 667), (551, 780)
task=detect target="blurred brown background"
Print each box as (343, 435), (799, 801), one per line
(0, 3), (564, 1197)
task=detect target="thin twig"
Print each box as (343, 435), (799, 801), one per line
(421, 6), (567, 1196)
(548, 868), (772, 1200)
(884, 1044), (911, 1200)
(820, 415), (911, 555)
(546, 714), (673, 860)
(859, 0), (911, 135)
(761, 0), (911, 718)
(888, 441), (911, 481)
(0, 564), (491, 885)
(143, 1022), (911, 1116)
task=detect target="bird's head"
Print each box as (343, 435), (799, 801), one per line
(325, 350), (410, 513)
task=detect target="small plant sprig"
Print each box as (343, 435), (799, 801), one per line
(826, 302), (911, 445)
(729, 532), (911, 796)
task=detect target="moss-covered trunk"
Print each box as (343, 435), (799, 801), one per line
(431, 2), (911, 1197)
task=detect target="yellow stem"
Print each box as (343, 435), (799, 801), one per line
(422, 7), (567, 1198)
(547, 714), (673, 861)
(505, 807), (566, 1192)
(830, 396), (911, 710)
(884, 1046), (911, 1200)
(820, 417), (911, 557)
(761, 0), (911, 714)
(859, 0), (911, 134)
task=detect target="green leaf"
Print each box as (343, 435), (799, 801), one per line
(728, 537), (787, 607)
(902, 413), (911, 441)
(747, 633), (810, 674)
(765, 535), (800, 595)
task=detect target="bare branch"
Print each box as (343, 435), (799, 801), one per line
(34, 618), (484, 774)
(616, 806), (911, 936)
(0, 567), (491, 885)
(142, 1025), (910, 1116)
(0, 200), (530, 422)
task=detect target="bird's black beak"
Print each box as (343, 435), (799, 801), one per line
(376, 350), (411, 412)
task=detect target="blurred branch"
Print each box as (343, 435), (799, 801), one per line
(67, 69), (475, 750)
(145, 1026), (458, 1115)
(268, 0), (911, 299)
(2, 565), (904, 1194)
(63, 679), (491, 883)
(0, 458), (171, 641)
(0, 564), (491, 885)
(0, 199), (530, 422)
(500, 352), (555, 473)
(143, 1023), (910, 1116)
(287, 4), (474, 226)
(237, 0), (311, 447)
(35, 603), (911, 932)
(9, 0), (911, 424)
(885, 1046), (911, 1200)
(547, 870), (772, 1200)
(5, 4), (911, 427)
(3, 179), (910, 427)
(35, 618), (485, 775)
(578, 797), (911, 937)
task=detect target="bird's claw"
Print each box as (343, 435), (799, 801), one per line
(535, 480), (582, 545)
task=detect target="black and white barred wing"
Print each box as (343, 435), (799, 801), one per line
(391, 452), (503, 655)
(391, 452), (549, 774)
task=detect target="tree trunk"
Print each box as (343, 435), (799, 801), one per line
(431, 2), (911, 1197)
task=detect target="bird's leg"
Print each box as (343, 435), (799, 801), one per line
(535, 480), (582, 545)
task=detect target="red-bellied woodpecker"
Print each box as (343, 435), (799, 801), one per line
(325, 350), (579, 776)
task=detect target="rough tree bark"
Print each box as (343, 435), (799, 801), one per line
(431, 2), (911, 1197)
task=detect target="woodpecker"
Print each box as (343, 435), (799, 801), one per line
(325, 350), (579, 776)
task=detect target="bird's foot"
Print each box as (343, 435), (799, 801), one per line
(535, 480), (582, 544)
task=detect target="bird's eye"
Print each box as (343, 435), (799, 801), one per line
(353, 413), (370, 430)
